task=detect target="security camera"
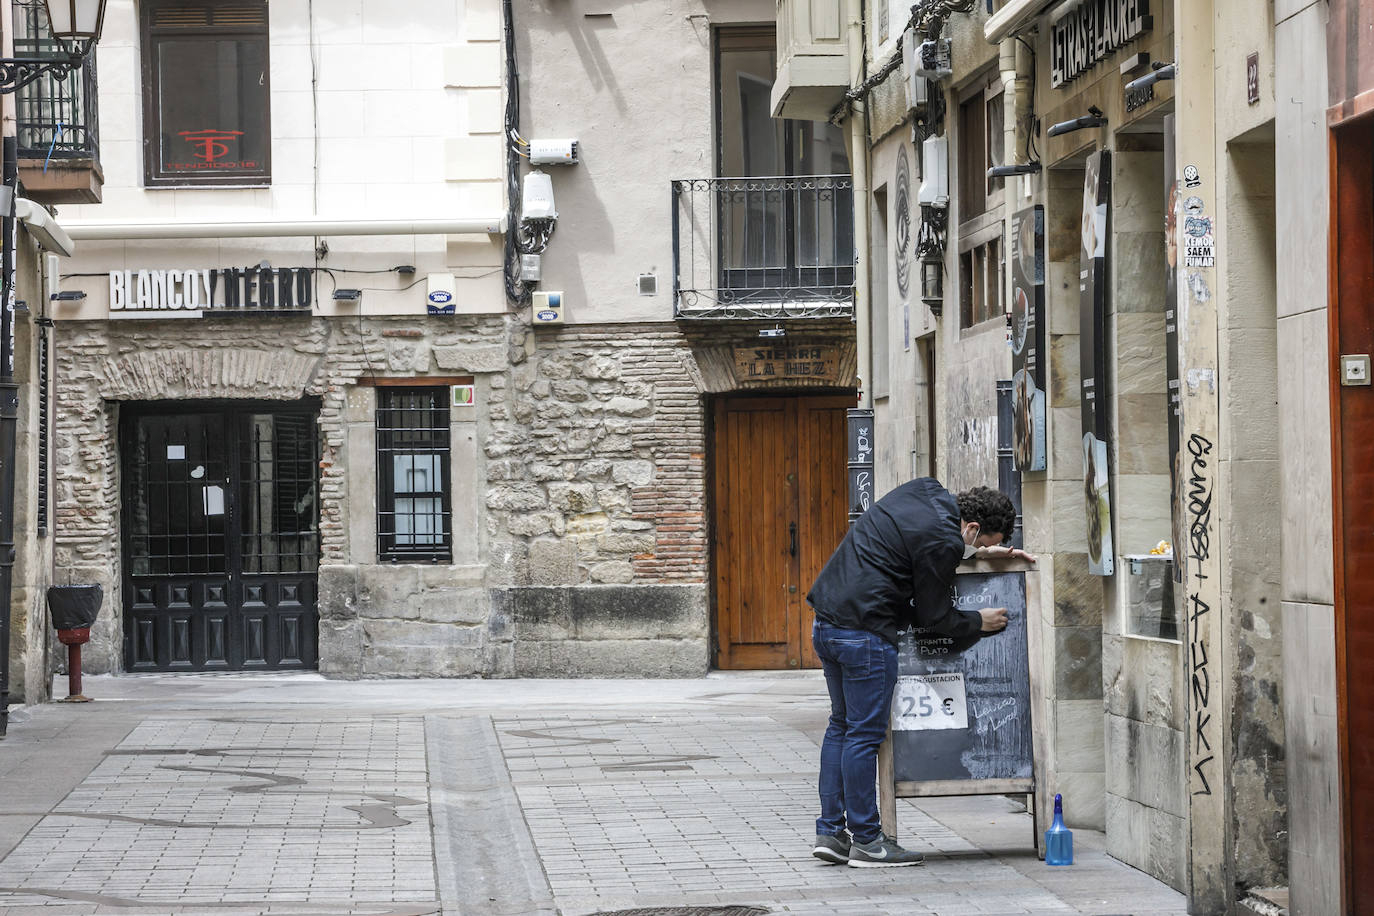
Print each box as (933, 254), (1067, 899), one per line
(1047, 106), (1108, 137)
(1125, 62), (1176, 94)
(987, 163), (1042, 179)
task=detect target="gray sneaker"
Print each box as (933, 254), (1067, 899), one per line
(812, 831), (851, 864)
(847, 833), (925, 868)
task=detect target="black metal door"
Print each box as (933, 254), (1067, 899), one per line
(121, 402), (320, 672)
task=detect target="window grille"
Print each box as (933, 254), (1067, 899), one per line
(36, 318), (49, 537)
(376, 388), (452, 563)
(14, 1), (99, 161)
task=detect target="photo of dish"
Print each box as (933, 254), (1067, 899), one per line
(1014, 370), (1034, 469)
(1011, 287), (1029, 356)
(1081, 154), (1107, 262)
(1017, 210), (1039, 283)
(1082, 433), (1113, 572)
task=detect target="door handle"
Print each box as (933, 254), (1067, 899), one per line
(789, 521), (798, 558)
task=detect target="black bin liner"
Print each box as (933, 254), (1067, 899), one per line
(47, 584), (103, 630)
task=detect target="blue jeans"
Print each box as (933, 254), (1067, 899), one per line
(813, 621), (897, 845)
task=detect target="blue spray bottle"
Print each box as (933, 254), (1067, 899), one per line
(1044, 793), (1073, 866)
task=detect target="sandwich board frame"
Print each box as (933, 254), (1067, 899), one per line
(877, 559), (1045, 857)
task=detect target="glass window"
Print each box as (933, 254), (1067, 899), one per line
(960, 81), (1008, 221)
(714, 27), (855, 295)
(960, 234), (1004, 328)
(142, 1), (270, 186)
(376, 388), (452, 563)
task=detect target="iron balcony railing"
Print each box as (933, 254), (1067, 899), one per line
(14, 0), (99, 162)
(672, 174), (855, 320)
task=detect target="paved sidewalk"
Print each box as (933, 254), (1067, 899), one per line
(0, 673), (1188, 915)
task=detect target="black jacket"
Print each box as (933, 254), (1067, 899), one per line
(806, 477), (982, 647)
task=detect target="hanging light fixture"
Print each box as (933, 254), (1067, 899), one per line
(920, 256), (944, 316)
(42, 0), (108, 59)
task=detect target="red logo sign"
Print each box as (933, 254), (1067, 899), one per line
(178, 129), (245, 163)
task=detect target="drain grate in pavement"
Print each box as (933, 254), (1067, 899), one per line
(586, 908), (769, 916)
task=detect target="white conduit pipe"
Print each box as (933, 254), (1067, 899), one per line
(62, 216), (507, 241)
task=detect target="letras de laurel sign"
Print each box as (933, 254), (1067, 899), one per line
(733, 345), (841, 383)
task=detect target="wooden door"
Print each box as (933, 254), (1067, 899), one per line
(1333, 116), (1374, 913)
(713, 395), (850, 669)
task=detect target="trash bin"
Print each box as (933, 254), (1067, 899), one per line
(47, 584), (103, 702)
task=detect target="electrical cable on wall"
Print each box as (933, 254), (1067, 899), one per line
(501, 0), (558, 307)
(501, 0), (531, 306)
(829, 0), (974, 122)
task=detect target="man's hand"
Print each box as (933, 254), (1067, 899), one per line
(975, 545), (1038, 562)
(979, 607), (1009, 632)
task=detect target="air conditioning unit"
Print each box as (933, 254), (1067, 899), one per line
(915, 38), (952, 80)
(901, 29), (930, 112)
(918, 134), (949, 208)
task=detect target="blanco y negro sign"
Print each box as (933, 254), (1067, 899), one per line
(107, 267), (314, 315)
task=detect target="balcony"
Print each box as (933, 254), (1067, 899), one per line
(14, 1), (102, 204)
(671, 175), (855, 320)
(771, 0), (849, 120)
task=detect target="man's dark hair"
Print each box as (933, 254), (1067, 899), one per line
(957, 487), (1017, 542)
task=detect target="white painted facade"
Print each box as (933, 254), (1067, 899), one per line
(55, 0), (509, 320)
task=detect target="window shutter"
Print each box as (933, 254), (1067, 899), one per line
(151, 3), (268, 31)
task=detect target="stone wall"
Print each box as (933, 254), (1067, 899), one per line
(1021, 164), (1109, 835)
(1099, 143), (1184, 886)
(13, 230), (54, 705)
(51, 315), (711, 679)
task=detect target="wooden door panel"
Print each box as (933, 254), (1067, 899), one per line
(797, 397), (851, 668)
(714, 399), (793, 668)
(714, 394), (851, 670)
(1334, 117), (1374, 912)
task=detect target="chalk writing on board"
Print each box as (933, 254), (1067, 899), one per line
(893, 572), (1032, 784)
(847, 409), (876, 521)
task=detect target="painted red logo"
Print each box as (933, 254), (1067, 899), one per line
(178, 129), (245, 163)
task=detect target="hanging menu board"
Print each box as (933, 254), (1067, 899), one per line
(846, 408), (875, 523)
(1012, 205), (1047, 472)
(1081, 150), (1116, 576)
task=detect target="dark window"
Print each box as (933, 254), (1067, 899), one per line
(376, 388), (452, 563)
(959, 232), (1003, 328)
(712, 27), (855, 298)
(958, 82), (1005, 222)
(141, 1), (271, 187)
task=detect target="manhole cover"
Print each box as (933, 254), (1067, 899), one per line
(586, 908), (769, 916)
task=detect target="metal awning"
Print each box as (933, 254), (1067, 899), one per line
(984, 0), (1058, 44)
(16, 199), (75, 257)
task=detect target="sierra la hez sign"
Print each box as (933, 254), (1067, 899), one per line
(1050, 0), (1152, 88)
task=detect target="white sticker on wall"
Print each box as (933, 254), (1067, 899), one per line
(892, 673), (969, 731)
(167, 445), (186, 460)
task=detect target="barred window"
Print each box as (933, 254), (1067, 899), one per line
(376, 388), (452, 562)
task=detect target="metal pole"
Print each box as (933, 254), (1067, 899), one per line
(65, 643), (80, 698)
(0, 133), (16, 738)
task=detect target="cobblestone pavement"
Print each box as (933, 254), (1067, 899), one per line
(0, 674), (1189, 915)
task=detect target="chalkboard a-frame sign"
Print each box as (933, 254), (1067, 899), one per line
(877, 559), (1044, 854)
